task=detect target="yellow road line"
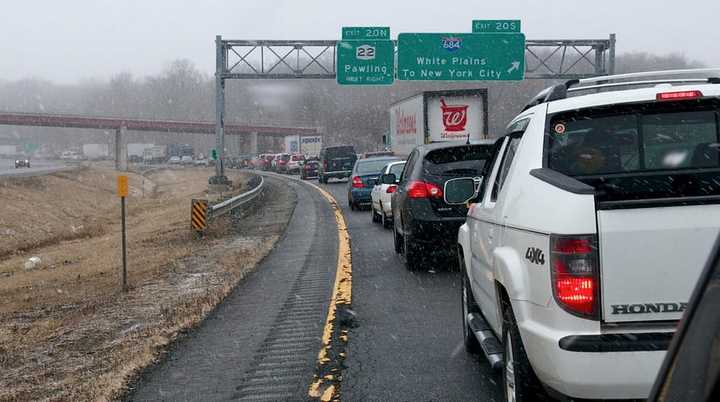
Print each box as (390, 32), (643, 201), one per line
(304, 181), (352, 402)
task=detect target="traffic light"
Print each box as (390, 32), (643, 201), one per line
(211, 149), (218, 160)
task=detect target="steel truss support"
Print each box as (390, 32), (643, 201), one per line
(212, 34), (616, 180)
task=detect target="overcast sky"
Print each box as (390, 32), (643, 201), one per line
(1, 0), (717, 83)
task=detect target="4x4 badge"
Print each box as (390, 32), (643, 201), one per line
(525, 247), (545, 265)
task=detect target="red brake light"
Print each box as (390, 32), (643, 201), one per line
(407, 180), (443, 199)
(386, 185), (397, 194)
(553, 238), (592, 254)
(656, 90), (703, 101)
(550, 234), (599, 319)
(352, 176), (364, 188)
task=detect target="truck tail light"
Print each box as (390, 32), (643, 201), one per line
(407, 180), (443, 199)
(656, 90), (703, 101)
(386, 185), (397, 194)
(352, 176), (364, 188)
(550, 234), (600, 320)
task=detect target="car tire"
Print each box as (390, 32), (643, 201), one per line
(393, 224), (402, 254)
(381, 208), (392, 229)
(371, 205), (379, 223)
(502, 303), (546, 402)
(349, 197), (356, 211)
(403, 233), (421, 271)
(461, 267), (481, 354)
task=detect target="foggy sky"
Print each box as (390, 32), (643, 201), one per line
(1, 0), (717, 83)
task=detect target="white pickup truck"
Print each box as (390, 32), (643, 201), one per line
(447, 69), (720, 401)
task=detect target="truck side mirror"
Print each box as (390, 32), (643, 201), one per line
(444, 177), (482, 205)
(381, 173), (397, 184)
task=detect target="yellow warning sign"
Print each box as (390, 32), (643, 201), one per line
(191, 199), (209, 231)
(117, 175), (129, 197)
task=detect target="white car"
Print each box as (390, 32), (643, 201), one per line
(370, 160), (405, 228)
(286, 154), (305, 174)
(180, 155), (193, 165)
(450, 69), (720, 401)
(168, 156), (181, 164)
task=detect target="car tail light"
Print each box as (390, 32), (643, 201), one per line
(407, 180), (443, 199)
(386, 185), (397, 194)
(352, 176), (364, 188)
(550, 234), (599, 320)
(656, 90), (703, 101)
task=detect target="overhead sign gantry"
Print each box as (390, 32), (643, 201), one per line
(212, 22), (616, 183)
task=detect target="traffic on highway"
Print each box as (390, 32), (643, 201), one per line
(3, 3), (720, 402)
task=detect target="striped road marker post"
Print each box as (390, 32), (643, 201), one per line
(191, 199), (209, 233)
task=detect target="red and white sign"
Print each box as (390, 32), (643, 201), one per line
(427, 94), (484, 141)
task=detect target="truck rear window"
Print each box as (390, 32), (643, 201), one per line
(324, 146), (356, 159)
(547, 103), (720, 176)
(546, 100), (720, 205)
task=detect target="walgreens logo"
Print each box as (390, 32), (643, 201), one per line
(440, 97), (468, 132)
(395, 110), (417, 135)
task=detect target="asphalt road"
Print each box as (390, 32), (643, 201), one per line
(319, 178), (504, 402)
(0, 158), (72, 177)
(127, 172), (503, 401)
(129, 176), (338, 401)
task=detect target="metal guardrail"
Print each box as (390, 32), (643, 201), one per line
(191, 174), (265, 233)
(209, 174), (265, 218)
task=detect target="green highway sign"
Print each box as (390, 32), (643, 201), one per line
(342, 26), (390, 40)
(472, 20), (521, 33)
(336, 40), (394, 85)
(397, 33), (525, 81)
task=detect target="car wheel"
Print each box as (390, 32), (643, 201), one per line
(393, 224), (402, 254)
(461, 268), (480, 354)
(502, 303), (546, 402)
(381, 208), (392, 229)
(372, 205), (381, 223)
(403, 232), (421, 271)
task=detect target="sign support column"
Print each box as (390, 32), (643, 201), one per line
(117, 175), (129, 292)
(212, 35), (229, 185)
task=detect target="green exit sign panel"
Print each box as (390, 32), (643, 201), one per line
(336, 40), (394, 85)
(472, 20), (521, 33)
(342, 26), (390, 40)
(397, 33), (525, 81)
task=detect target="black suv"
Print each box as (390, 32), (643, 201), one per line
(390, 142), (494, 270)
(318, 145), (357, 184)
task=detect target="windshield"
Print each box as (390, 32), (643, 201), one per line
(356, 158), (400, 174)
(388, 162), (406, 177)
(423, 145), (493, 176)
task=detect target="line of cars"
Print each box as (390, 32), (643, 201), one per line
(340, 70), (720, 401)
(250, 152), (321, 177)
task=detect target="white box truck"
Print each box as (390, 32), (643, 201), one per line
(0, 145), (18, 157)
(388, 89), (489, 156)
(300, 136), (322, 157)
(284, 135), (300, 154)
(82, 143), (109, 160)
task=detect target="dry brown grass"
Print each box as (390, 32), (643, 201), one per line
(0, 166), (285, 402)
